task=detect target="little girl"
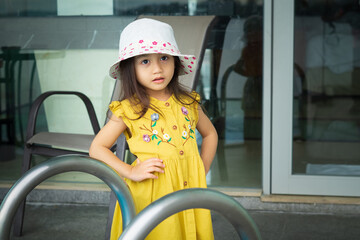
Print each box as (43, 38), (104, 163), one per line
(89, 18), (218, 240)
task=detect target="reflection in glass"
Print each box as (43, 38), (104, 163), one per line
(293, 1), (360, 176)
(203, 12), (263, 188)
(0, 0), (264, 189)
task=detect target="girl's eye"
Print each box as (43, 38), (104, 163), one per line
(160, 56), (168, 61)
(141, 59), (149, 65)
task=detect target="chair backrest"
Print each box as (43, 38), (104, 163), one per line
(110, 15), (216, 103)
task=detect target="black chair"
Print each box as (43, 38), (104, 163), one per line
(13, 91), (101, 236)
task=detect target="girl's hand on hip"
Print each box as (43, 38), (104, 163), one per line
(129, 158), (165, 182)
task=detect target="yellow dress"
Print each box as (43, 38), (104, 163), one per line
(109, 92), (214, 240)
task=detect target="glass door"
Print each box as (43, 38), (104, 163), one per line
(271, 0), (360, 196)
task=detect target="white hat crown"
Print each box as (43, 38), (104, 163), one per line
(119, 18), (178, 54)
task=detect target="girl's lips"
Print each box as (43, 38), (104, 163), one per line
(153, 78), (164, 83)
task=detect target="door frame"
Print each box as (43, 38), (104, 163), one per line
(263, 0), (360, 197)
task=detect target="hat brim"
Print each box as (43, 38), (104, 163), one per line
(109, 51), (197, 80)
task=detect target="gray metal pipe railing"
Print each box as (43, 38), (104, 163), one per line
(0, 155), (261, 240)
(0, 155), (136, 240)
(120, 188), (262, 240)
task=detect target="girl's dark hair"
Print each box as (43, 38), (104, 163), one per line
(118, 56), (199, 119)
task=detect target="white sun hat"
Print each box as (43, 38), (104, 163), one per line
(109, 18), (197, 80)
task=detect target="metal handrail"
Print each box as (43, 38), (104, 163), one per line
(0, 155), (136, 240)
(120, 188), (262, 240)
(0, 156), (261, 240)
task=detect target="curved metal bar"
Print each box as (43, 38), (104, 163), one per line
(0, 155), (136, 240)
(120, 188), (262, 240)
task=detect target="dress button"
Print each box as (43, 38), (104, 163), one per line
(184, 181), (188, 186)
(165, 102), (170, 107)
(179, 150), (184, 155)
(172, 125), (177, 130)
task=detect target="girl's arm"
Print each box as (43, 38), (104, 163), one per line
(89, 115), (165, 181)
(196, 107), (218, 175)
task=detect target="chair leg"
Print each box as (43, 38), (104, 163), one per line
(13, 147), (32, 236)
(105, 191), (117, 240)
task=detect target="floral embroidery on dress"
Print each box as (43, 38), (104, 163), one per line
(143, 134), (151, 142)
(181, 107), (195, 146)
(151, 113), (159, 122)
(140, 108), (195, 147)
(140, 113), (175, 147)
(181, 107), (188, 115)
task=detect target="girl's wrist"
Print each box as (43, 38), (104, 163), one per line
(124, 164), (134, 180)
(114, 161), (133, 179)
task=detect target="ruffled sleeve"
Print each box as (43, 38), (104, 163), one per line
(109, 101), (124, 119)
(191, 91), (201, 103)
(108, 100), (133, 138)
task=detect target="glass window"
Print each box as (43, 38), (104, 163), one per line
(203, 13), (263, 188)
(292, 0), (360, 176)
(0, 0), (264, 189)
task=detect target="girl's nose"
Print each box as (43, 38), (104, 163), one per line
(152, 60), (162, 73)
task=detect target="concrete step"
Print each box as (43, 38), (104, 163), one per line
(6, 203), (360, 240)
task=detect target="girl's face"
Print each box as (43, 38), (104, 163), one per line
(134, 53), (175, 98)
